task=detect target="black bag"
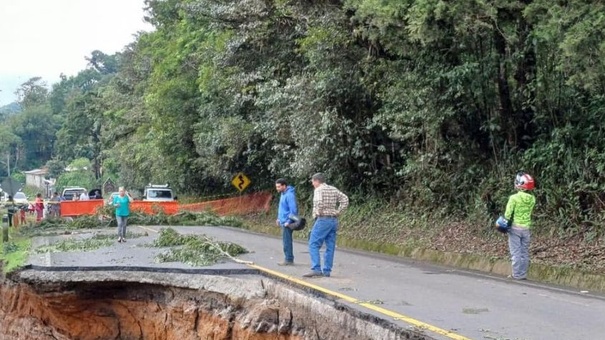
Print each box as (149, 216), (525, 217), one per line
(287, 214), (307, 231)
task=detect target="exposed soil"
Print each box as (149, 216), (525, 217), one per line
(0, 270), (428, 340)
(1, 280), (264, 340)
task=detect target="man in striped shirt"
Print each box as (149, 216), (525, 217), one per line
(303, 173), (349, 278)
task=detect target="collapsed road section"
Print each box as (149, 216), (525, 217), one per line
(0, 268), (432, 340)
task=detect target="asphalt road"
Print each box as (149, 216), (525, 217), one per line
(173, 226), (605, 340)
(29, 225), (605, 340)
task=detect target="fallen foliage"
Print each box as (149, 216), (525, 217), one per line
(152, 228), (248, 267)
(34, 232), (147, 254)
(17, 210), (243, 237)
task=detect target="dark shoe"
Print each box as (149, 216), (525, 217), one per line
(122, 238), (126, 242)
(302, 271), (323, 278)
(277, 261), (294, 266)
(117, 237), (123, 243)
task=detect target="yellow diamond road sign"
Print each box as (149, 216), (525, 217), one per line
(231, 172), (251, 192)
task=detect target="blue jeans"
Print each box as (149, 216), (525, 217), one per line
(309, 217), (338, 275)
(508, 227), (531, 279)
(281, 224), (294, 262)
(116, 216), (128, 238)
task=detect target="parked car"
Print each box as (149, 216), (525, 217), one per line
(13, 192), (29, 206)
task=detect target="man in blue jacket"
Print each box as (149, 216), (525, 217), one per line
(275, 178), (298, 266)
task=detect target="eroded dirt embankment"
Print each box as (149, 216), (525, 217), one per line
(0, 270), (427, 340)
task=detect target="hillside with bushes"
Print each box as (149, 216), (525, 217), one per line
(3, 1), (605, 269)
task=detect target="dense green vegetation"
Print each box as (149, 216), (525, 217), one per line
(3, 0), (605, 236)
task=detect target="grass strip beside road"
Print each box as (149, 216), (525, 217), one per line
(1, 237), (31, 273)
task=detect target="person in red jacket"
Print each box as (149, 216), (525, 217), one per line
(34, 193), (44, 221)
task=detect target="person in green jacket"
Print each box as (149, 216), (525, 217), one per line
(504, 172), (536, 280)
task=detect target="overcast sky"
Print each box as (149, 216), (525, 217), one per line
(0, 0), (153, 106)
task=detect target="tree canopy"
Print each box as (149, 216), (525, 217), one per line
(5, 0), (605, 232)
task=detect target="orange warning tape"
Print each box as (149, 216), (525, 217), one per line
(58, 192), (273, 217)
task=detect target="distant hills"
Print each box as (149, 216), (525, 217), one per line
(0, 102), (21, 115)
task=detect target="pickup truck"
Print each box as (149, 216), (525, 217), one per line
(62, 187), (87, 201)
(143, 184), (176, 202)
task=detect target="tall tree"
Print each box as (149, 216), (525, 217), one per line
(15, 77), (49, 109)
(53, 52), (119, 180)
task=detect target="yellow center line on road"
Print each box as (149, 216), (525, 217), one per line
(137, 225), (470, 340)
(248, 264), (471, 340)
(136, 225), (160, 234)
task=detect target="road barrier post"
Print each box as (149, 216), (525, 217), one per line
(7, 206), (15, 228)
(2, 214), (8, 243)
